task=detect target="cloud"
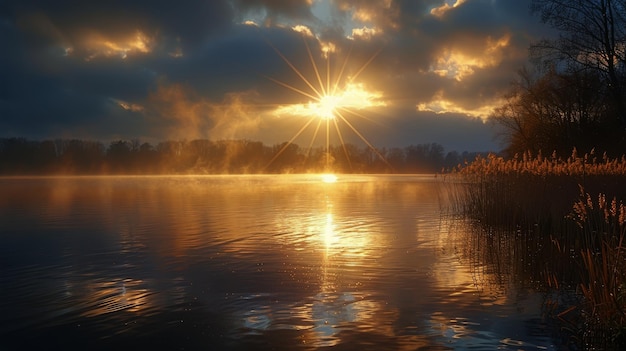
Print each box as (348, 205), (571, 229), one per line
(430, 0), (468, 18)
(349, 26), (382, 40)
(0, 0), (551, 152)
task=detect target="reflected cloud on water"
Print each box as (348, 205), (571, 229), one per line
(0, 175), (562, 349)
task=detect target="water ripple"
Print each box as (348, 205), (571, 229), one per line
(0, 175), (563, 350)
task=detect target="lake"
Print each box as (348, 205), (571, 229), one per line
(0, 175), (563, 350)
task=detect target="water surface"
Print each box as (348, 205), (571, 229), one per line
(0, 175), (560, 350)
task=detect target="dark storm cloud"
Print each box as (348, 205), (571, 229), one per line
(0, 0), (552, 151)
(335, 0), (543, 99)
(0, 0), (236, 139)
(5, 0), (234, 51)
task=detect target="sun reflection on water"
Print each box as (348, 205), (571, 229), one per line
(230, 182), (386, 347)
(322, 212), (338, 247)
(0, 175), (558, 349)
(321, 173), (338, 183)
(307, 194), (384, 346)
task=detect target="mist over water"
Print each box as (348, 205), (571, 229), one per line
(0, 175), (560, 350)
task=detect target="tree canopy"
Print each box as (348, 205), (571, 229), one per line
(493, 0), (626, 157)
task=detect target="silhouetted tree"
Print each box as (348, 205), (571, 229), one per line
(0, 137), (471, 174)
(266, 142), (304, 173)
(444, 151), (461, 170)
(0, 138), (56, 173)
(386, 147), (406, 171)
(404, 143), (445, 172)
(106, 140), (133, 172)
(231, 140), (267, 173)
(57, 139), (105, 173)
(136, 142), (158, 173)
(493, 67), (617, 156)
(493, 0), (626, 157)
(332, 143), (369, 172)
(531, 0), (626, 130)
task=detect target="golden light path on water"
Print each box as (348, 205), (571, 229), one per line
(0, 175), (556, 349)
(263, 33), (391, 171)
(264, 179), (380, 346)
(320, 173), (337, 183)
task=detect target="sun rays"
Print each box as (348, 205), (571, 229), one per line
(264, 34), (390, 172)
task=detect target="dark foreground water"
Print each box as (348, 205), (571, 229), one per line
(0, 175), (563, 350)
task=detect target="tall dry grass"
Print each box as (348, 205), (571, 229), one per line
(447, 149), (626, 349)
(450, 149), (626, 229)
(571, 191), (626, 347)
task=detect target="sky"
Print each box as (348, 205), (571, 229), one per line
(0, 0), (552, 152)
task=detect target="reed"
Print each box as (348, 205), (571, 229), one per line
(450, 150), (626, 230)
(447, 149), (626, 349)
(572, 191), (626, 347)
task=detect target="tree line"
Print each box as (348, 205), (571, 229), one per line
(0, 137), (482, 175)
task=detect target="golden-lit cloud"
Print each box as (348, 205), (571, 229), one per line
(292, 24), (314, 37)
(16, 12), (155, 62)
(349, 26), (381, 40)
(417, 92), (504, 120)
(83, 30), (152, 60)
(272, 82), (385, 119)
(430, 34), (511, 81)
(430, 0), (468, 18)
(320, 41), (336, 56)
(3, 0), (545, 152)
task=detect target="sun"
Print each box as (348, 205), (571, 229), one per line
(264, 32), (392, 171)
(321, 173), (338, 183)
(317, 94), (340, 120)
(273, 82), (383, 120)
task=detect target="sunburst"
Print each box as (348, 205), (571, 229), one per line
(264, 34), (391, 172)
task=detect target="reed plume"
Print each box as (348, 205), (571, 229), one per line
(446, 149), (626, 349)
